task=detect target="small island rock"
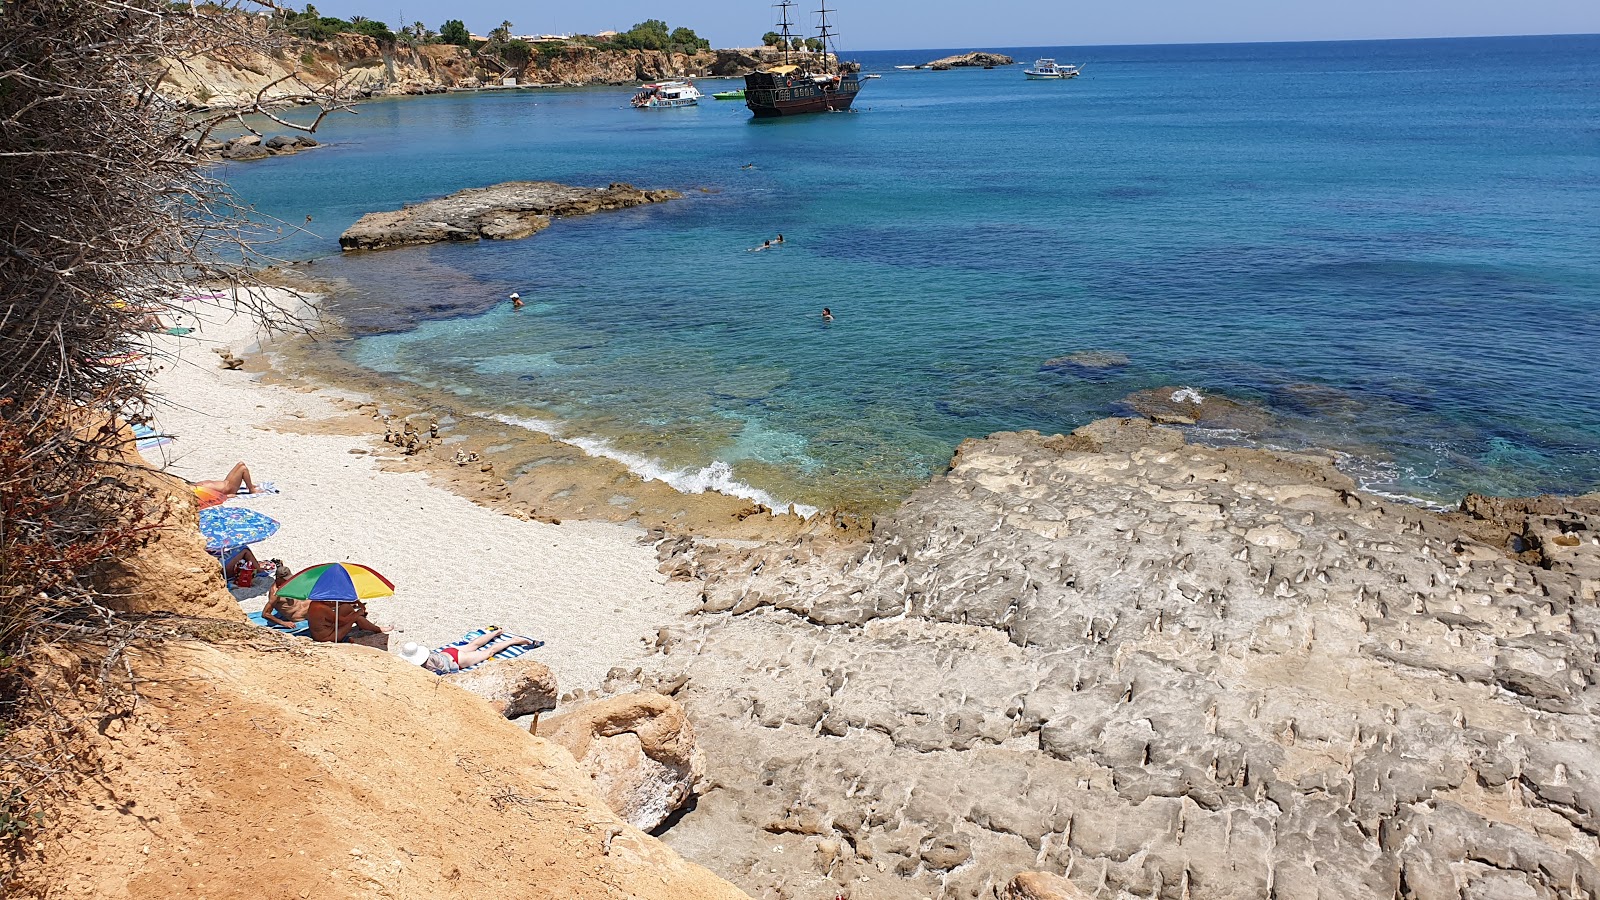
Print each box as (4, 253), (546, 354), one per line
(339, 181), (681, 251)
(925, 51), (1016, 70)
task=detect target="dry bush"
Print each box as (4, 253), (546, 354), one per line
(0, 0), (343, 880)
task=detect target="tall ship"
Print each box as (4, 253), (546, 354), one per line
(744, 1), (863, 118)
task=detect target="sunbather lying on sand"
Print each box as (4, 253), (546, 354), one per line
(398, 630), (536, 675)
(193, 461), (260, 497)
(306, 599), (391, 644)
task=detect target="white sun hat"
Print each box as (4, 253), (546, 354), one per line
(398, 642), (429, 667)
(509, 292), (520, 299)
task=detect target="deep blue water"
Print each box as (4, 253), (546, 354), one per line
(225, 35), (1600, 511)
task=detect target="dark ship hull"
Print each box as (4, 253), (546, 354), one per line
(743, 71), (862, 117)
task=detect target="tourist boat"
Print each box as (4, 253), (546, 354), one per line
(632, 81), (702, 108)
(744, 1), (864, 118)
(711, 89), (746, 100)
(894, 65), (917, 70)
(1024, 58), (1080, 79)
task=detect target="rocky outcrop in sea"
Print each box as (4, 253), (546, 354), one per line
(926, 51), (1017, 70)
(638, 418), (1600, 899)
(338, 181), (681, 251)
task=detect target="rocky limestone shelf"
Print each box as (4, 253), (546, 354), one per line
(338, 180), (681, 251)
(637, 417), (1600, 900)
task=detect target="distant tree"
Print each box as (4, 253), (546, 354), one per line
(347, 14), (366, 24)
(350, 18), (396, 42)
(805, 37), (823, 53)
(439, 18), (470, 46)
(669, 26), (710, 53)
(790, 37), (804, 51)
(500, 38), (532, 67)
(762, 31), (782, 47)
(614, 18), (669, 51)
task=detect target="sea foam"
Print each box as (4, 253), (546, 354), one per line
(490, 414), (819, 518)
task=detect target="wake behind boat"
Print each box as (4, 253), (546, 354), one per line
(744, 1), (864, 117)
(1024, 58), (1080, 79)
(632, 81), (702, 108)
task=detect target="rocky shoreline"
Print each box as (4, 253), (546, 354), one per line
(337, 181), (681, 251)
(621, 418), (1600, 899)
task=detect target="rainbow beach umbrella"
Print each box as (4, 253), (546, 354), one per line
(276, 562), (395, 602)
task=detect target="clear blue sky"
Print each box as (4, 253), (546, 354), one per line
(316, 0), (1599, 50)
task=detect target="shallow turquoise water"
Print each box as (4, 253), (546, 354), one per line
(226, 36), (1600, 510)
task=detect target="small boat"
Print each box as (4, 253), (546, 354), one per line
(632, 81), (702, 108)
(712, 89), (746, 100)
(861, 74), (881, 80)
(1024, 58), (1080, 79)
(894, 64), (916, 70)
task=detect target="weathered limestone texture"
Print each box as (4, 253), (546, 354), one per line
(542, 692), (707, 832)
(339, 181), (680, 251)
(441, 655), (558, 719)
(643, 418), (1600, 899)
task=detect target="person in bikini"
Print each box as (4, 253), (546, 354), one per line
(260, 561), (307, 628)
(192, 461), (260, 497)
(306, 599), (391, 644)
(398, 630), (537, 675)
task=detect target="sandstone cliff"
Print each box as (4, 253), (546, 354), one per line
(642, 418), (1600, 899)
(161, 31), (804, 109)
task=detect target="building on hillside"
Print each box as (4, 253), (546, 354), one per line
(592, 30), (619, 42)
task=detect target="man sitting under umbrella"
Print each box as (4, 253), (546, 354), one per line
(306, 600), (390, 646)
(278, 563), (395, 648)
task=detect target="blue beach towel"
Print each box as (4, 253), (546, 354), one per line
(247, 610), (310, 637)
(131, 423), (171, 451)
(438, 629), (544, 674)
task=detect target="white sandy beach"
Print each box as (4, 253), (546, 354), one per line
(143, 293), (699, 692)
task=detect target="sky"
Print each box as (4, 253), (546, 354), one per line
(313, 0), (1600, 49)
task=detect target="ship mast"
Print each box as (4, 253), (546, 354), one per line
(815, 0), (838, 73)
(775, 0), (796, 66)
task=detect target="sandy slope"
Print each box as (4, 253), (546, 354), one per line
(144, 295), (698, 693)
(16, 635), (747, 900)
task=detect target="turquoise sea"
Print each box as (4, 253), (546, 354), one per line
(226, 35), (1600, 512)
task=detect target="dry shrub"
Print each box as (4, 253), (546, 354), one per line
(0, 0), (343, 881)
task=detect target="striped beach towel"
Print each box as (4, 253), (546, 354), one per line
(131, 423), (171, 451)
(439, 629), (544, 674)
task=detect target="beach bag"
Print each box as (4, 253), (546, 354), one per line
(234, 560), (256, 588)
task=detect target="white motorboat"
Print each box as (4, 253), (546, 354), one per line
(632, 81), (702, 108)
(894, 64), (917, 70)
(1024, 58), (1080, 79)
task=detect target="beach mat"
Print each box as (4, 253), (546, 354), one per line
(131, 423), (171, 452)
(439, 628), (544, 673)
(247, 610), (310, 637)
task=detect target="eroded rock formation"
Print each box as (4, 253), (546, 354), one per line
(339, 181), (681, 251)
(926, 51), (1017, 70)
(640, 418), (1600, 899)
(541, 691), (707, 832)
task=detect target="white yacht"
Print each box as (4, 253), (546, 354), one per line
(1024, 58), (1080, 79)
(632, 81), (702, 108)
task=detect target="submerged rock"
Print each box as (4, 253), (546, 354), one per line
(339, 181), (681, 251)
(1119, 384), (1275, 431)
(641, 418), (1600, 899)
(1041, 349), (1131, 378)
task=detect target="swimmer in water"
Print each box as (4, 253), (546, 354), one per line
(821, 307), (834, 322)
(749, 240), (772, 252)
(775, 233), (785, 244)
(510, 292), (524, 309)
